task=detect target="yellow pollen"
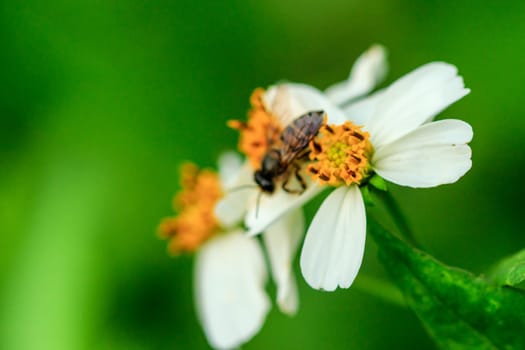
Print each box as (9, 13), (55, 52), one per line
(227, 88), (283, 169)
(307, 119), (373, 186)
(158, 163), (222, 255)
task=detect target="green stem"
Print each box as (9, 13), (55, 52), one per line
(378, 190), (421, 249)
(353, 274), (406, 308)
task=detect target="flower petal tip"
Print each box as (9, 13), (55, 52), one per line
(299, 186), (366, 293)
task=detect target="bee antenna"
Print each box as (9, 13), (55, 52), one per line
(255, 191), (263, 219)
(227, 184), (257, 194)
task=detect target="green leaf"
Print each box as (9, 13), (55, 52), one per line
(369, 220), (525, 350)
(487, 249), (525, 287)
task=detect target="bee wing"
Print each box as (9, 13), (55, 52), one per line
(264, 85), (304, 126)
(279, 111), (325, 164)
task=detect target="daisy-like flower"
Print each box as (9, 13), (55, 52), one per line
(158, 153), (302, 349)
(246, 61), (473, 292)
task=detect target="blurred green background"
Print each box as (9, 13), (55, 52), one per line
(1, 0), (525, 349)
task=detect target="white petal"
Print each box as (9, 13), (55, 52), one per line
(218, 151), (243, 189)
(325, 44), (388, 105)
(365, 62), (470, 149)
(195, 231), (270, 349)
(343, 89), (385, 126)
(215, 163), (256, 228)
(373, 119), (473, 188)
(246, 181), (324, 236)
(375, 145), (472, 188)
(300, 186), (366, 291)
(374, 119), (473, 159)
(264, 84), (347, 125)
(263, 209), (305, 315)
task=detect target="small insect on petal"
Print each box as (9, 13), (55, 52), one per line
(254, 110), (325, 194)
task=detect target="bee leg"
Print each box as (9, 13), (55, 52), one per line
(282, 164), (306, 194)
(282, 177), (296, 193)
(294, 164), (307, 194)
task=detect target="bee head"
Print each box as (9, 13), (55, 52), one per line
(254, 170), (275, 193)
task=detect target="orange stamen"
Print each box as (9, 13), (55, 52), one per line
(307, 118), (372, 186)
(227, 88), (283, 169)
(158, 163), (222, 255)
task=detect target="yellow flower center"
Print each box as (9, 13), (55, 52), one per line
(227, 88), (283, 169)
(307, 120), (373, 186)
(158, 163), (222, 254)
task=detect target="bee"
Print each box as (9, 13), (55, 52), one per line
(254, 110), (325, 194)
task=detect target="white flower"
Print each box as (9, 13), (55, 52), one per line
(159, 152), (303, 349)
(235, 45), (389, 235)
(213, 46), (388, 317)
(245, 61), (473, 292)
